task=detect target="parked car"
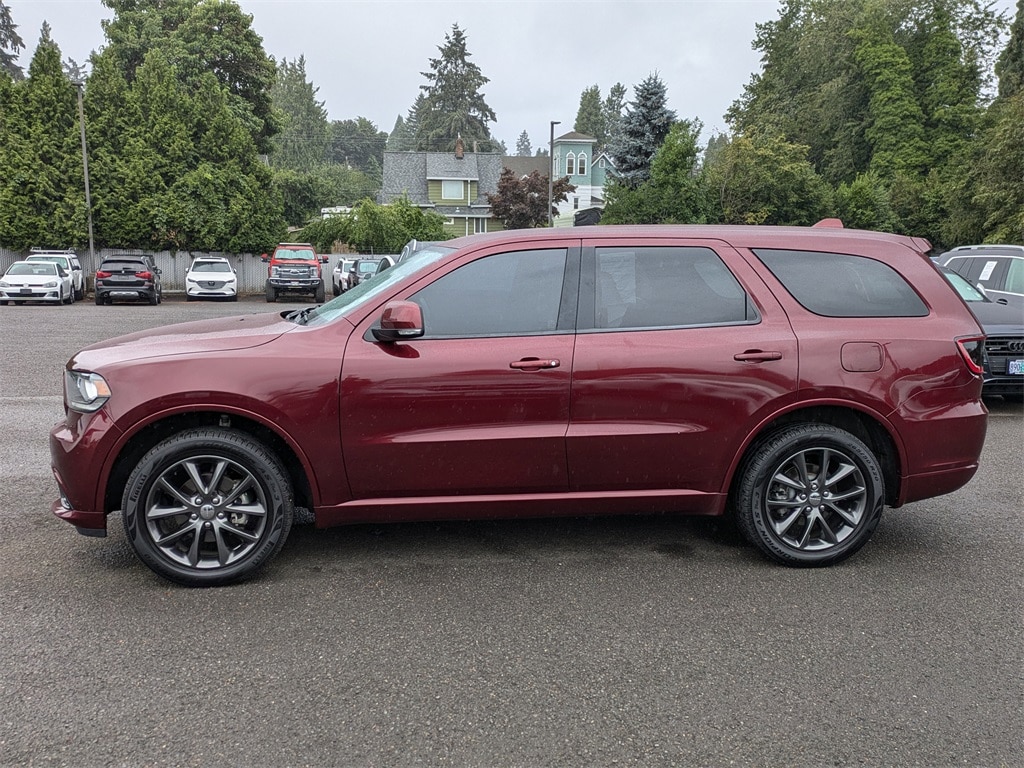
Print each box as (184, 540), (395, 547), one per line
(94, 255), (162, 305)
(185, 256), (237, 301)
(332, 258), (356, 296)
(398, 239), (443, 263)
(348, 257), (383, 287)
(51, 224), (989, 586)
(263, 243), (327, 303)
(27, 249), (85, 301)
(938, 244), (1024, 313)
(0, 260), (73, 305)
(941, 267), (1024, 402)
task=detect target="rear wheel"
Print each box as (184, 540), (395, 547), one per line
(94, 293), (103, 306)
(121, 428), (294, 587)
(148, 291), (158, 305)
(734, 424), (884, 566)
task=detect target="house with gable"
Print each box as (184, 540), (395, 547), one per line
(550, 131), (616, 226)
(379, 139), (505, 238)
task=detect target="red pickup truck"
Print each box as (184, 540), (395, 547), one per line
(262, 243), (327, 302)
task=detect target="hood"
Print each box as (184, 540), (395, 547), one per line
(965, 300), (1024, 336)
(70, 311), (297, 370)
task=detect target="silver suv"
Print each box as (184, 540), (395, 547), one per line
(938, 245), (1024, 312)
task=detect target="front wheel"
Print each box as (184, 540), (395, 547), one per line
(733, 424), (884, 566)
(122, 429), (294, 586)
(314, 281), (325, 303)
(265, 283), (277, 303)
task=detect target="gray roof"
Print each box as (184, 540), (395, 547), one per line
(381, 151), (504, 208)
(503, 156), (549, 178)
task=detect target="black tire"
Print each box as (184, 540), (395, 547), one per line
(332, 282), (340, 298)
(314, 281), (326, 303)
(733, 424), (884, 566)
(74, 285), (84, 301)
(266, 283), (277, 303)
(94, 293), (104, 306)
(121, 428), (294, 587)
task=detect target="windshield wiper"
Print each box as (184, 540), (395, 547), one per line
(285, 306), (317, 325)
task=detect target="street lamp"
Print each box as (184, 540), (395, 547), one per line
(548, 120), (560, 227)
(73, 81), (96, 281)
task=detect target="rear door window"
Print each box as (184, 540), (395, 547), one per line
(585, 246), (756, 330)
(754, 248), (928, 317)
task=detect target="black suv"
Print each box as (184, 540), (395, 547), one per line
(95, 255), (163, 305)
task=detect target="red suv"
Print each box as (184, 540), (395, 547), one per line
(50, 225), (988, 586)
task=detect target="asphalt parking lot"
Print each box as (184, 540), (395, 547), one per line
(1, 294), (1021, 767)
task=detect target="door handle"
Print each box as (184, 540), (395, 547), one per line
(510, 358), (560, 370)
(734, 350), (782, 362)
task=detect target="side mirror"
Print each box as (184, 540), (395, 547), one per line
(321, 255), (329, 263)
(261, 253), (269, 262)
(371, 301), (424, 342)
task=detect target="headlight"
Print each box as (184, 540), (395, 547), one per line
(0, 281), (8, 288)
(44, 280), (57, 288)
(270, 266), (281, 277)
(65, 371), (112, 413)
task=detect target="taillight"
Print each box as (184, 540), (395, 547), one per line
(95, 270), (111, 279)
(956, 336), (986, 375)
(135, 270), (153, 280)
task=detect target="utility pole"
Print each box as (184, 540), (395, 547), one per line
(548, 121), (560, 227)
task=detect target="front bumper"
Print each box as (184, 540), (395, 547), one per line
(1, 288), (62, 302)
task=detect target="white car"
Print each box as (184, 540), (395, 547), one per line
(332, 258), (356, 296)
(26, 250), (85, 301)
(185, 257), (237, 301)
(0, 260), (73, 305)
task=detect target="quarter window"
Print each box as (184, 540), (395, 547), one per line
(592, 246), (755, 329)
(754, 249), (927, 317)
(411, 249), (568, 337)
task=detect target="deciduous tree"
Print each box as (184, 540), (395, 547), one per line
(487, 169), (574, 229)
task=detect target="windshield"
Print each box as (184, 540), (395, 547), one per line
(7, 262), (56, 276)
(28, 256), (70, 268)
(191, 261), (232, 273)
(275, 248), (316, 261)
(301, 245), (456, 327)
(941, 268), (986, 302)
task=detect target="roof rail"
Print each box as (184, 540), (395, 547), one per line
(30, 247), (76, 253)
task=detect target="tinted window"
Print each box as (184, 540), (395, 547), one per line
(100, 261), (148, 272)
(754, 249), (928, 318)
(1003, 259), (1024, 294)
(592, 246), (754, 329)
(411, 249), (568, 337)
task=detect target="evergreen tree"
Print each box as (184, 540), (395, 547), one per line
(329, 117), (387, 178)
(415, 24), (496, 151)
(602, 120), (711, 225)
(386, 114), (409, 151)
(574, 84), (605, 147)
(0, 25), (81, 249)
(0, 0), (24, 80)
(609, 74), (676, 188)
(602, 82), (626, 152)
(269, 56), (330, 172)
(100, 0), (278, 152)
(996, 0), (1023, 98)
(515, 130), (532, 157)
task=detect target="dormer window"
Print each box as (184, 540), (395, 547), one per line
(441, 180), (464, 200)
(566, 153), (576, 176)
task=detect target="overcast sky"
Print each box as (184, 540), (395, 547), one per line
(6, 0), (1018, 152)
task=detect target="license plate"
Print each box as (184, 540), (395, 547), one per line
(1009, 360), (1024, 375)
(20, 288), (32, 294)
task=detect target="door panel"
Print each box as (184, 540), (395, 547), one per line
(568, 240), (798, 495)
